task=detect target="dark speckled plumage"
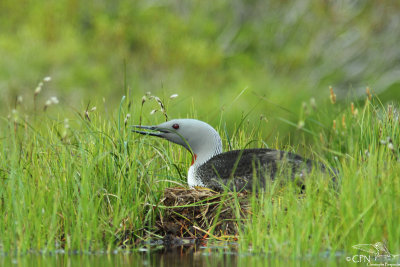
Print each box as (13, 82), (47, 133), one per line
(197, 148), (319, 191)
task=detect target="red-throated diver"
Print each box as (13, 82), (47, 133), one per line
(132, 119), (325, 191)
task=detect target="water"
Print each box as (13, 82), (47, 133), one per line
(0, 244), (367, 266)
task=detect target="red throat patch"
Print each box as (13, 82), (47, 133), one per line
(191, 154), (197, 166)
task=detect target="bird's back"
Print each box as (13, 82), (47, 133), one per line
(196, 148), (320, 191)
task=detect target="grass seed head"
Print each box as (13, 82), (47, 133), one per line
(302, 101), (307, 112)
(154, 96), (164, 108)
(44, 100), (51, 111)
(366, 87), (372, 100)
(260, 114), (268, 123)
(11, 109), (18, 122)
(124, 113), (131, 126)
(387, 104), (393, 120)
(44, 97), (59, 110)
(329, 86), (336, 104)
(34, 82), (44, 97)
(17, 96), (23, 105)
(34, 87), (41, 96)
(85, 110), (90, 121)
(50, 96), (59, 104)
(64, 118), (70, 129)
(310, 97), (316, 110)
(342, 114), (346, 128)
(153, 96), (168, 121)
(350, 102), (359, 117)
(388, 142), (394, 151)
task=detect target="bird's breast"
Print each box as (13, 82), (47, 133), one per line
(187, 165), (204, 188)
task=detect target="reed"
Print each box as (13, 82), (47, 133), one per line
(0, 87), (398, 259)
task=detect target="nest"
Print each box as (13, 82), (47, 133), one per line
(155, 187), (249, 240)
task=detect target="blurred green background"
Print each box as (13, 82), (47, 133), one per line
(1, 0), (399, 134)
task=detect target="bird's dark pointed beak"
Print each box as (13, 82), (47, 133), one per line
(131, 125), (169, 137)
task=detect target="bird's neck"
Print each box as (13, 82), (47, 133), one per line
(191, 139), (222, 168)
(188, 146), (221, 188)
(187, 130), (222, 188)
(186, 125), (223, 188)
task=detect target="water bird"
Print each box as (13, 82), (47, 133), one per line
(132, 119), (327, 191)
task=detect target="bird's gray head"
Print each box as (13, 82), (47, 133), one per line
(132, 119), (223, 161)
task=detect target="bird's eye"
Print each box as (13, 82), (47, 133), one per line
(172, 123), (179, 130)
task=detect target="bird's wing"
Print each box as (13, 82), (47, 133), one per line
(197, 148), (314, 191)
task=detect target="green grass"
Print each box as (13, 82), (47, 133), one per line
(0, 1), (399, 263)
(0, 87), (399, 258)
(240, 99), (400, 257)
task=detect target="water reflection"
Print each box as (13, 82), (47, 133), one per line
(1, 245), (351, 267)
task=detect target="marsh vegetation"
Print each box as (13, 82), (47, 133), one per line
(0, 0), (399, 264)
